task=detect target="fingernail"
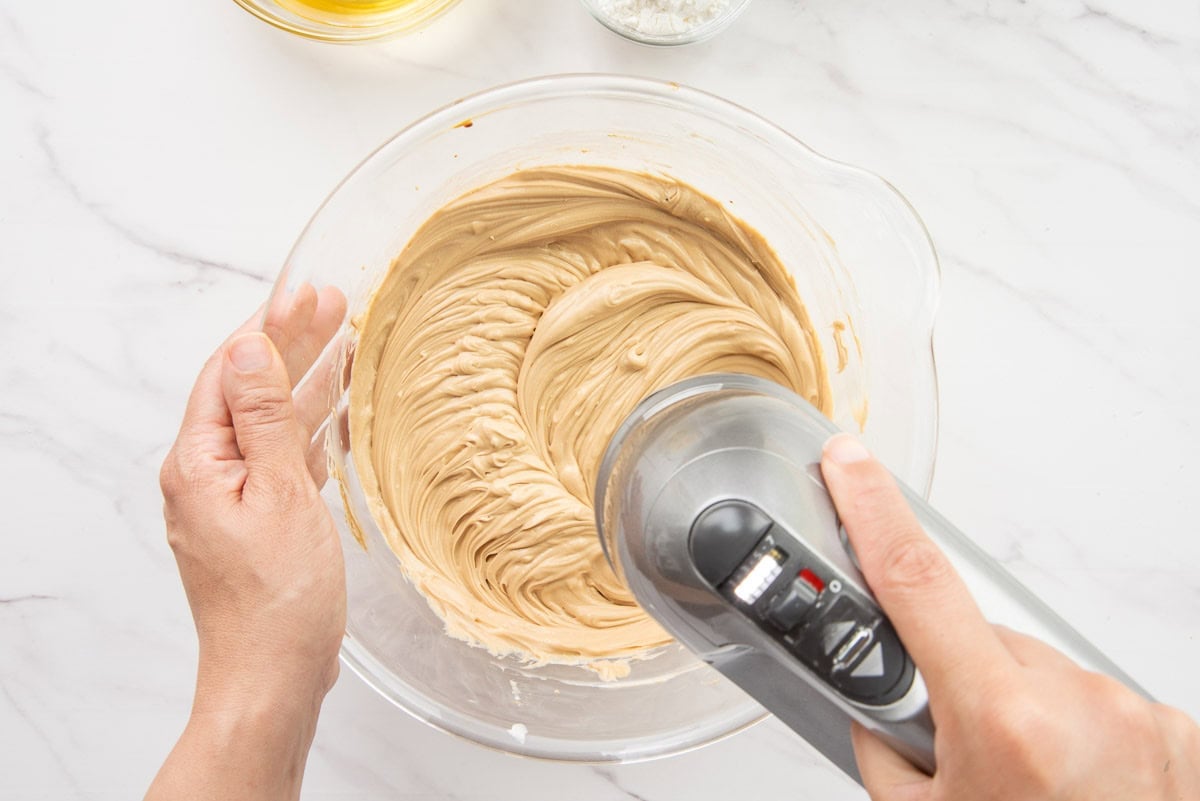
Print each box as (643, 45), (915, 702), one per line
(229, 333), (272, 372)
(825, 434), (871, 464)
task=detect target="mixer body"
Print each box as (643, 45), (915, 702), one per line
(595, 374), (1147, 783)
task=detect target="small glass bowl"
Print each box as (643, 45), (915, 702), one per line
(230, 0), (461, 43)
(579, 0), (754, 46)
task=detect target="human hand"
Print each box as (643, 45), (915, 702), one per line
(820, 434), (1200, 801)
(149, 285), (347, 801)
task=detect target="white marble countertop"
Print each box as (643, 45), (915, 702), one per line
(3, 0), (1199, 798)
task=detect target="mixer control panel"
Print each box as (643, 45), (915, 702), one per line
(690, 500), (915, 707)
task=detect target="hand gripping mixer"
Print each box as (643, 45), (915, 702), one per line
(595, 374), (1148, 783)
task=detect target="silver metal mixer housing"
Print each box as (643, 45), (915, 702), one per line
(595, 373), (1146, 783)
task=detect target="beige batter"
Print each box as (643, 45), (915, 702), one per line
(349, 165), (830, 671)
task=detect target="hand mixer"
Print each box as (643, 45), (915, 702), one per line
(595, 373), (1149, 784)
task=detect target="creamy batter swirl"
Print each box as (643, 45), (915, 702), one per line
(349, 166), (829, 669)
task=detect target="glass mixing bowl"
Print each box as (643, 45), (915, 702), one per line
(231, 0), (461, 43)
(265, 74), (940, 762)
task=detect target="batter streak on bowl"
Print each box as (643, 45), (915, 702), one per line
(349, 165), (831, 673)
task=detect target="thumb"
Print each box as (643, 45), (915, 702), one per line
(222, 332), (307, 493)
(820, 434), (1009, 696)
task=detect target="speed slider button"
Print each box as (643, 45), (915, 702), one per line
(793, 595), (915, 706)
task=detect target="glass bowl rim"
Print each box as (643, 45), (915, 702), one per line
(230, 0), (461, 43)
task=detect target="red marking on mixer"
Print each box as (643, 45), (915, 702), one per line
(798, 568), (825, 593)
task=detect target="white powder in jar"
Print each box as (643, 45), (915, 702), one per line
(597, 0), (733, 37)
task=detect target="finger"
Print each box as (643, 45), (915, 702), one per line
(851, 721), (931, 801)
(262, 283), (319, 373)
(278, 286), (347, 387)
(821, 434), (1011, 694)
(306, 424), (330, 488)
(220, 333), (308, 496)
(177, 305), (265, 442)
(294, 334), (345, 440)
(993, 625), (1078, 670)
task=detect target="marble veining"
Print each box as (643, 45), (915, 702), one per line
(33, 124), (272, 286)
(2, 0), (1199, 798)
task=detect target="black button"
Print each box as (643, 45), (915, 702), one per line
(765, 577), (820, 632)
(789, 593), (916, 706)
(792, 595), (864, 670)
(832, 626), (874, 669)
(689, 501), (774, 585)
(830, 619), (915, 706)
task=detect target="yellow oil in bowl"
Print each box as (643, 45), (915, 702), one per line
(276, 0), (417, 24)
